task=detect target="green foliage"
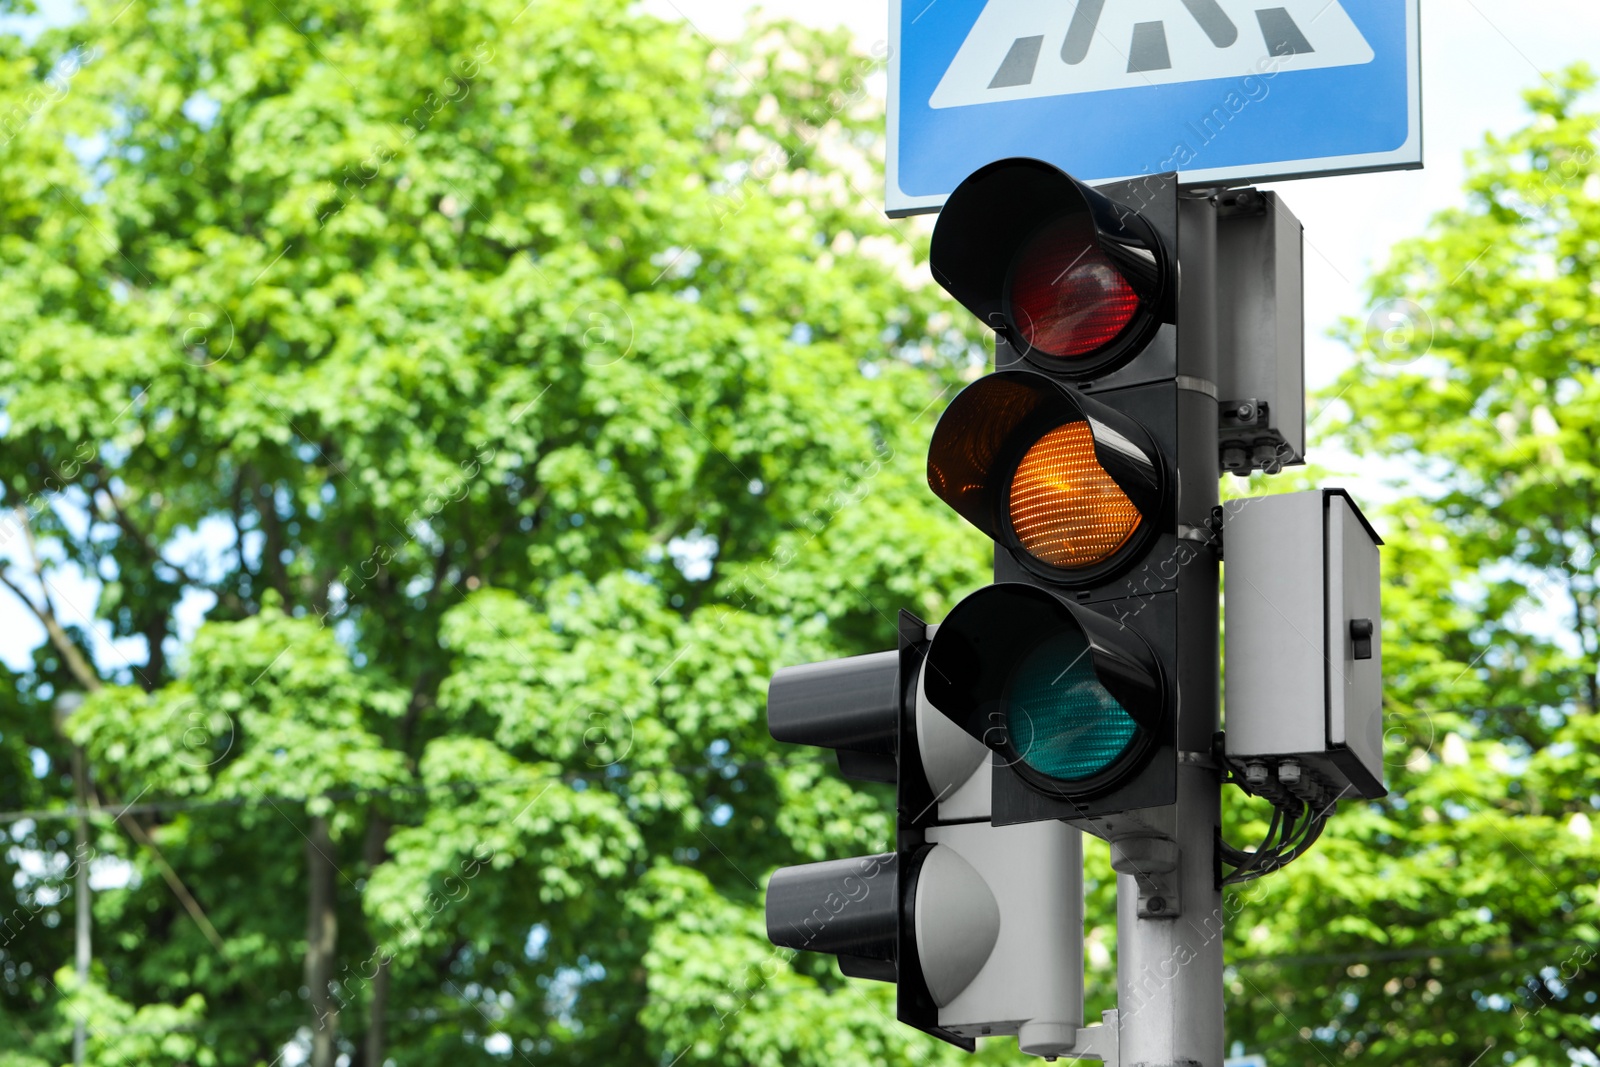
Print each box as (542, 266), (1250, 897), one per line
(0, 0), (988, 1061)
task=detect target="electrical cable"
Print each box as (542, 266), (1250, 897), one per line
(1222, 794), (1332, 885)
(1220, 803), (1282, 876)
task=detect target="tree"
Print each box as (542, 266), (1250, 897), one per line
(0, 0), (995, 1062)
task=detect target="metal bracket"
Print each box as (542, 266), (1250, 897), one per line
(1110, 837), (1182, 919)
(1219, 397), (1297, 477)
(1220, 398), (1269, 430)
(1052, 1009), (1119, 1065)
(1177, 504), (1225, 559)
(1176, 749), (1219, 771)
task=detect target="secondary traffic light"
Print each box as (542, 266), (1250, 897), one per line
(919, 158), (1202, 827)
(764, 612), (1097, 1057)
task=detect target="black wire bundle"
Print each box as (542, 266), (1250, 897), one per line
(1221, 797), (1332, 885)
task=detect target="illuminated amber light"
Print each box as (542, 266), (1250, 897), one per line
(1009, 422), (1141, 569)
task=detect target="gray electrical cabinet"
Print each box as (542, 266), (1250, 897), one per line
(1215, 190), (1305, 476)
(1223, 489), (1385, 801)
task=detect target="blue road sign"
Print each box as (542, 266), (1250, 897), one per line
(887, 0), (1421, 215)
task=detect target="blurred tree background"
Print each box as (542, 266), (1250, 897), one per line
(0, 0), (1596, 1062)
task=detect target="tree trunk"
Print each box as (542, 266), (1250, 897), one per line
(306, 815), (339, 1067)
(363, 815), (392, 1067)
(364, 956), (391, 1067)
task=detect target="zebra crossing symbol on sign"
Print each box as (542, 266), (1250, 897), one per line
(931, 1), (1375, 109)
(886, 0), (1421, 215)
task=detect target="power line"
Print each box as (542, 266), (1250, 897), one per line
(0, 754), (833, 827)
(1230, 935), (1599, 971)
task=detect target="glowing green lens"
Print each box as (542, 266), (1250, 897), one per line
(1006, 629), (1137, 781)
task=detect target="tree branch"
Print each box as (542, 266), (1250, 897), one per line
(0, 509), (102, 692)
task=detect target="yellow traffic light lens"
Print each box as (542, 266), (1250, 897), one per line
(1009, 422), (1141, 569)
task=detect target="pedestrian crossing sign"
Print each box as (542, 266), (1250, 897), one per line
(887, 0), (1421, 215)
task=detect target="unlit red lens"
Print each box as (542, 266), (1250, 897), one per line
(1009, 422), (1141, 569)
(1008, 215), (1140, 359)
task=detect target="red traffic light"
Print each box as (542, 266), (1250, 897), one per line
(1007, 214), (1142, 359)
(930, 158), (1171, 379)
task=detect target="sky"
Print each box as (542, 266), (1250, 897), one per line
(6, 0), (1600, 674)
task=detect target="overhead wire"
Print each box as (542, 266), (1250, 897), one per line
(0, 754), (835, 829)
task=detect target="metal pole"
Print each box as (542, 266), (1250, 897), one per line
(73, 741), (90, 1067)
(57, 691), (91, 1067)
(1114, 192), (1225, 1067)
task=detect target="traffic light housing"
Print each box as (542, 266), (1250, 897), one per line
(927, 370), (1168, 588)
(930, 158), (1175, 380)
(920, 158), (1205, 828)
(764, 612), (1092, 1056)
(765, 155), (1381, 1061)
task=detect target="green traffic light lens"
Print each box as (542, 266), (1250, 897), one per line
(1005, 628), (1138, 782)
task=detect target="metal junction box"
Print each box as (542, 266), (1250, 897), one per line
(1215, 189), (1305, 476)
(1223, 490), (1385, 801)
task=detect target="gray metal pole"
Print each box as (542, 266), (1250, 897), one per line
(73, 743), (90, 1067)
(53, 692), (91, 1067)
(1114, 191), (1225, 1067)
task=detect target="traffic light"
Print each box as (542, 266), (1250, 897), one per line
(763, 155), (1382, 1062)
(764, 612), (1099, 1057)
(920, 158), (1213, 830)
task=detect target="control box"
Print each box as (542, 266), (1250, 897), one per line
(1223, 489), (1385, 802)
(1215, 189), (1305, 476)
